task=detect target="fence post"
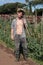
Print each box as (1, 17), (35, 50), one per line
(10, 15), (12, 22)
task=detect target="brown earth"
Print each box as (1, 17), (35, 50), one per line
(0, 44), (40, 65)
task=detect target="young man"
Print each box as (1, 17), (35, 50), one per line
(11, 8), (28, 61)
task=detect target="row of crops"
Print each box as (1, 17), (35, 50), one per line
(0, 18), (14, 48)
(0, 17), (43, 61)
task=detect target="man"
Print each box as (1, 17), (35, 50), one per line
(11, 8), (28, 61)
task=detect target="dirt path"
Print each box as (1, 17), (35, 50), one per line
(0, 44), (40, 65)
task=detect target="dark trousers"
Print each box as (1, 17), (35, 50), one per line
(14, 34), (28, 59)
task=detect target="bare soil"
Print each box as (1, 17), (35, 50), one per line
(0, 44), (40, 65)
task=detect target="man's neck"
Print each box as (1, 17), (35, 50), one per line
(18, 16), (23, 20)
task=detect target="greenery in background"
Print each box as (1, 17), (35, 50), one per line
(0, 18), (15, 48)
(25, 0), (43, 15)
(0, 17), (43, 65)
(0, 2), (26, 14)
(0, 1), (43, 16)
(27, 21), (43, 60)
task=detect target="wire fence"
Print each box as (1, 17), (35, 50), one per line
(0, 14), (43, 60)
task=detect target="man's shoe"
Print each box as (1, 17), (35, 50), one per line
(23, 56), (28, 61)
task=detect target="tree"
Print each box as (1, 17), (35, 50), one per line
(0, 2), (26, 14)
(25, 0), (43, 15)
(25, 0), (32, 15)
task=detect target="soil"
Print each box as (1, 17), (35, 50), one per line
(0, 44), (40, 65)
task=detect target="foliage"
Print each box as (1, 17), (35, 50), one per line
(26, 21), (43, 60)
(0, 17), (43, 61)
(0, 18), (14, 48)
(0, 2), (26, 14)
(25, 0), (43, 15)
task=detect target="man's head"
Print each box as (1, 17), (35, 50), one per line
(17, 8), (25, 18)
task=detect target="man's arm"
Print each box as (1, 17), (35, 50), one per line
(11, 29), (14, 40)
(11, 20), (15, 40)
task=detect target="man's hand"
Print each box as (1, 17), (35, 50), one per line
(11, 29), (14, 41)
(11, 35), (14, 40)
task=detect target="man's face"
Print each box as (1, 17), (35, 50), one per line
(17, 11), (23, 18)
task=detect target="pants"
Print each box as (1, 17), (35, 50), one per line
(14, 34), (28, 59)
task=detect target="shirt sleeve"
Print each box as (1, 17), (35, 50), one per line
(11, 19), (15, 29)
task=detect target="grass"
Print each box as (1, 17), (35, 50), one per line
(32, 57), (43, 65)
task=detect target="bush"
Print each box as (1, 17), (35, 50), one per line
(27, 22), (43, 60)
